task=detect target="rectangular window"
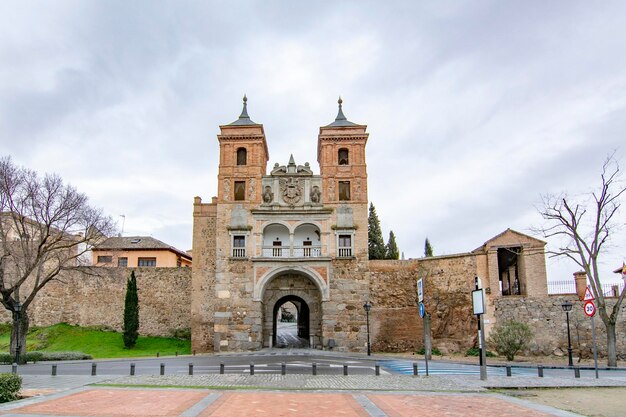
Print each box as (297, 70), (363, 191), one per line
(232, 235), (246, 257)
(338, 234), (352, 257)
(234, 181), (246, 201)
(118, 257), (128, 267)
(97, 256), (113, 264)
(138, 257), (157, 267)
(338, 181), (351, 201)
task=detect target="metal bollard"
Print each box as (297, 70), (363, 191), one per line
(176, 351), (179, 357)
(281, 362), (286, 375)
(130, 363), (136, 376)
(413, 362), (418, 376)
(193, 350), (196, 356)
(343, 364), (348, 376)
(506, 365), (512, 377)
(156, 352), (160, 358)
(312, 362), (317, 376)
(160, 363), (165, 375)
(574, 366), (580, 378)
(91, 363), (97, 376)
(220, 363), (225, 374)
(538, 365), (544, 377)
(250, 362), (254, 376)
(11, 363), (17, 374)
(375, 363), (380, 376)
(189, 363), (194, 375)
(52, 364), (57, 376)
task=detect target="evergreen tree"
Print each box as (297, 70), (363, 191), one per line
(424, 238), (433, 257)
(123, 271), (139, 349)
(368, 203), (386, 259)
(385, 231), (400, 260)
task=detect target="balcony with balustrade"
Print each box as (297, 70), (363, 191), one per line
(256, 223), (328, 261)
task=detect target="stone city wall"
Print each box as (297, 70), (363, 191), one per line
(2, 267), (192, 337)
(494, 296), (626, 358)
(369, 256), (478, 354)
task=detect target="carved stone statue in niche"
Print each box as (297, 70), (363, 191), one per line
(223, 179), (231, 201)
(310, 185), (321, 203)
(280, 177), (302, 206)
(262, 185), (274, 203)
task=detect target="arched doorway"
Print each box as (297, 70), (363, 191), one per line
(272, 296), (310, 348)
(262, 272), (322, 349)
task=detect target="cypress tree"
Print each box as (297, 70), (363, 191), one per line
(123, 271), (139, 349)
(368, 203), (386, 259)
(385, 231), (400, 260)
(424, 238), (434, 257)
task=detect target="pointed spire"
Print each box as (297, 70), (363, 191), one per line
(335, 96), (347, 121)
(288, 154), (296, 165)
(326, 96), (358, 127)
(240, 94), (249, 119)
(229, 94), (257, 125)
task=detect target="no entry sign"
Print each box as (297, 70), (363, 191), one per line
(584, 301), (596, 317)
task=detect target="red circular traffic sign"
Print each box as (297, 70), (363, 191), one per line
(584, 301), (596, 317)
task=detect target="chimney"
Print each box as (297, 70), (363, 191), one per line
(573, 271), (587, 300)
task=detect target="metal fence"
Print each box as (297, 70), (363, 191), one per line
(547, 280), (624, 297)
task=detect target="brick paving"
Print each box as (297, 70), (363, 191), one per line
(0, 373), (603, 417)
(369, 394), (554, 417)
(1, 388), (579, 417)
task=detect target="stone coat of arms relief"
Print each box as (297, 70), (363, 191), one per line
(279, 177), (302, 206)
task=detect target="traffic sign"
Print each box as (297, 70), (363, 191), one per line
(418, 302), (425, 318)
(584, 301), (596, 317)
(583, 287), (594, 301)
(417, 279), (424, 303)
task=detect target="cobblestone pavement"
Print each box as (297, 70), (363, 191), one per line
(0, 387), (581, 417)
(104, 373), (626, 391)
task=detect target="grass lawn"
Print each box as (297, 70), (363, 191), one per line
(0, 323), (190, 359)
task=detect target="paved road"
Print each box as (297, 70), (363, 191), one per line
(3, 349), (626, 381)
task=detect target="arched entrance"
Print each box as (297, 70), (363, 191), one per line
(272, 296), (310, 348)
(262, 272), (322, 349)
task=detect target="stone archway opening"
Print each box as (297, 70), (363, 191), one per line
(262, 272), (322, 349)
(273, 297), (310, 348)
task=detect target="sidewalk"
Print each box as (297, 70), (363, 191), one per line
(1, 385), (582, 417)
(2, 368), (624, 416)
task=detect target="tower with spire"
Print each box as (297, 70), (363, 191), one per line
(192, 96), (370, 354)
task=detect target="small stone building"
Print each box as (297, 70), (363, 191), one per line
(191, 97), (550, 353)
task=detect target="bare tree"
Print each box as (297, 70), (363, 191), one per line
(537, 154), (625, 367)
(0, 157), (115, 363)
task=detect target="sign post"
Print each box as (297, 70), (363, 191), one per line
(472, 277), (487, 381)
(417, 278), (431, 372)
(583, 289), (599, 379)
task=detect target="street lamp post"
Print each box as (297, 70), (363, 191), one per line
(562, 301), (573, 367)
(14, 303), (22, 365)
(363, 301), (372, 356)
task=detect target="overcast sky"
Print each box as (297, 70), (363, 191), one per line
(1, 1), (624, 284)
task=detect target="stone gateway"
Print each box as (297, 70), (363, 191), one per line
(190, 97), (553, 354)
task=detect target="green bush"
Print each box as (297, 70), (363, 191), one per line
(0, 373), (22, 403)
(170, 328), (191, 340)
(416, 346), (442, 356)
(0, 351), (91, 364)
(488, 320), (533, 361)
(465, 347), (496, 357)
